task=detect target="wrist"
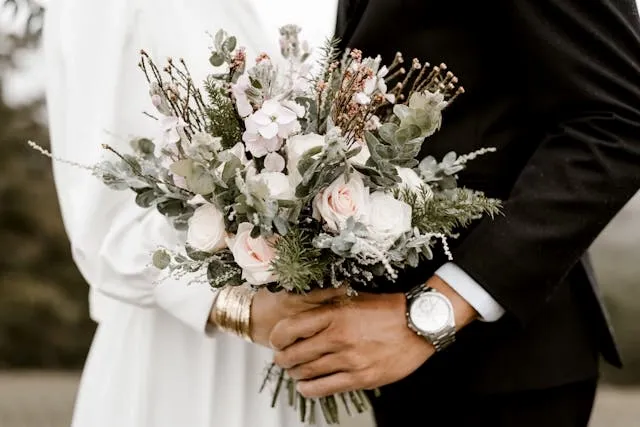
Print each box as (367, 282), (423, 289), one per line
(209, 285), (257, 341)
(426, 275), (479, 330)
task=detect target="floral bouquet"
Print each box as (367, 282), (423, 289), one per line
(31, 25), (501, 424)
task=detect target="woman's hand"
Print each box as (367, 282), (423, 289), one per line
(249, 287), (347, 348)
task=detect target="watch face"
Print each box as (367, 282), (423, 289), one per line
(410, 293), (452, 334)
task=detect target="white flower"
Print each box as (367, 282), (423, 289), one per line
(159, 115), (187, 150)
(186, 204), (227, 253)
(264, 152), (286, 173)
(286, 133), (325, 186)
(366, 191), (412, 249)
(355, 58), (396, 105)
(231, 74), (254, 118)
(242, 100), (304, 157)
(396, 167), (424, 192)
(227, 223), (278, 285)
(250, 171), (295, 200)
(313, 173), (369, 232)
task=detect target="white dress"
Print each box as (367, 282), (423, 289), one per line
(42, 0), (375, 426)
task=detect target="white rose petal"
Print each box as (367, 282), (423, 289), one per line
(366, 192), (412, 249)
(227, 223), (278, 286)
(186, 204), (227, 253)
(252, 171), (295, 200)
(312, 173), (369, 232)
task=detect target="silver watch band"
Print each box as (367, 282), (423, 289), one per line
(405, 285), (456, 352)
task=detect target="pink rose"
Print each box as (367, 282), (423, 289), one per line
(312, 173), (369, 232)
(227, 223), (279, 285)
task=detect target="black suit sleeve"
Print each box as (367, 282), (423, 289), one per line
(453, 0), (640, 324)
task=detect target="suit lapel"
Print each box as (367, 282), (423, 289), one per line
(336, 0), (369, 49)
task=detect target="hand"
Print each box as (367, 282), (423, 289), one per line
(270, 276), (478, 398)
(270, 292), (434, 398)
(248, 287), (347, 348)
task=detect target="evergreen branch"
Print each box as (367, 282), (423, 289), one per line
(270, 227), (334, 293)
(399, 186), (503, 236)
(203, 78), (244, 149)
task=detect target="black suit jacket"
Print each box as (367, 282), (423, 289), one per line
(336, 0), (640, 396)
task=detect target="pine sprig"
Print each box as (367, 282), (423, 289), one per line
(203, 77), (244, 149)
(400, 187), (503, 236)
(271, 227), (334, 293)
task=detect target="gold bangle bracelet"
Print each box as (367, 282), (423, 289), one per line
(212, 285), (257, 342)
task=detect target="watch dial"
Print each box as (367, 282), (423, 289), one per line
(410, 294), (451, 333)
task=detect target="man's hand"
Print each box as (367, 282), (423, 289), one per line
(270, 276), (478, 398)
(246, 287), (347, 347)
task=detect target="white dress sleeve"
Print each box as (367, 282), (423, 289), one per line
(43, 0), (216, 332)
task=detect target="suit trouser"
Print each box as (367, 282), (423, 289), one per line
(370, 378), (598, 427)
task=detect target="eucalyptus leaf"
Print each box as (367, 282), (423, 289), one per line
(157, 199), (186, 217)
(131, 138), (155, 156)
(170, 159), (194, 177)
(186, 245), (213, 261)
(395, 124), (422, 144)
(378, 123), (398, 144)
(135, 188), (158, 208)
(250, 226), (262, 239)
(209, 52), (225, 67)
(187, 165), (217, 195)
(273, 216), (290, 236)
(222, 156), (242, 183)
(152, 250), (171, 270)
(407, 249), (420, 268)
(214, 30), (225, 50)
(223, 36), (237, 53)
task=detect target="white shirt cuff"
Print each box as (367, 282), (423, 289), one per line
(435, 262), (506, 322)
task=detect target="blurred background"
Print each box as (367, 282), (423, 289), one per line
(0, 1), (638, 426)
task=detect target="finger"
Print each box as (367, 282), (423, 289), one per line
(297, 372), (363, 399)
(299, 286), (348, 305)
(273, 334), (337, 369)
(286, 353), (344, 381)
(269, 307), (333, 350)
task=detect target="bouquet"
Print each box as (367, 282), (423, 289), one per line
(31, 25), (501, 424)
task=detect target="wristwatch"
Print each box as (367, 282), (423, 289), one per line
(405, 285), (456, 352)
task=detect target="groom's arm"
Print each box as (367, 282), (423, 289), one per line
(453, 0), (640, 325)
(268, 0), (640, 398)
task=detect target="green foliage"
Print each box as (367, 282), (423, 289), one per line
(203, 79), (244, 149)
(399, 186), (503, 236)
(270, 227), (334, 293)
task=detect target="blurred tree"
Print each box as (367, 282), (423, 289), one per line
(0, 0), (94, 369)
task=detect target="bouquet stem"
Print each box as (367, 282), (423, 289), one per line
(261, 363), (372, 424)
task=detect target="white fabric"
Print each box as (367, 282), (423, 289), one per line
(43, 0), (374, 426)
(435, 262), (506, 322)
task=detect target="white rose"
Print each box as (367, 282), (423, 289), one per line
(286, 133), (325, 186)
(396, 167), (424, 192)
(250, 171), (295, 200)
(186, 204), (227, 253)
(227, 223), (278, 285)
(313, 173), (369, 232)
(366, 191), (412, 249)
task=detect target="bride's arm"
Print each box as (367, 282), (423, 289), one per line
(42, 0), (216, 333)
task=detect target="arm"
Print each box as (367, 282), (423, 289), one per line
(42, 0), (215, 332)
(453, 0), (640, 324)
(269, 0), (640, 397)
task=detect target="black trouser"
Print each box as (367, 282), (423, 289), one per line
(371, 379), (598, 427)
